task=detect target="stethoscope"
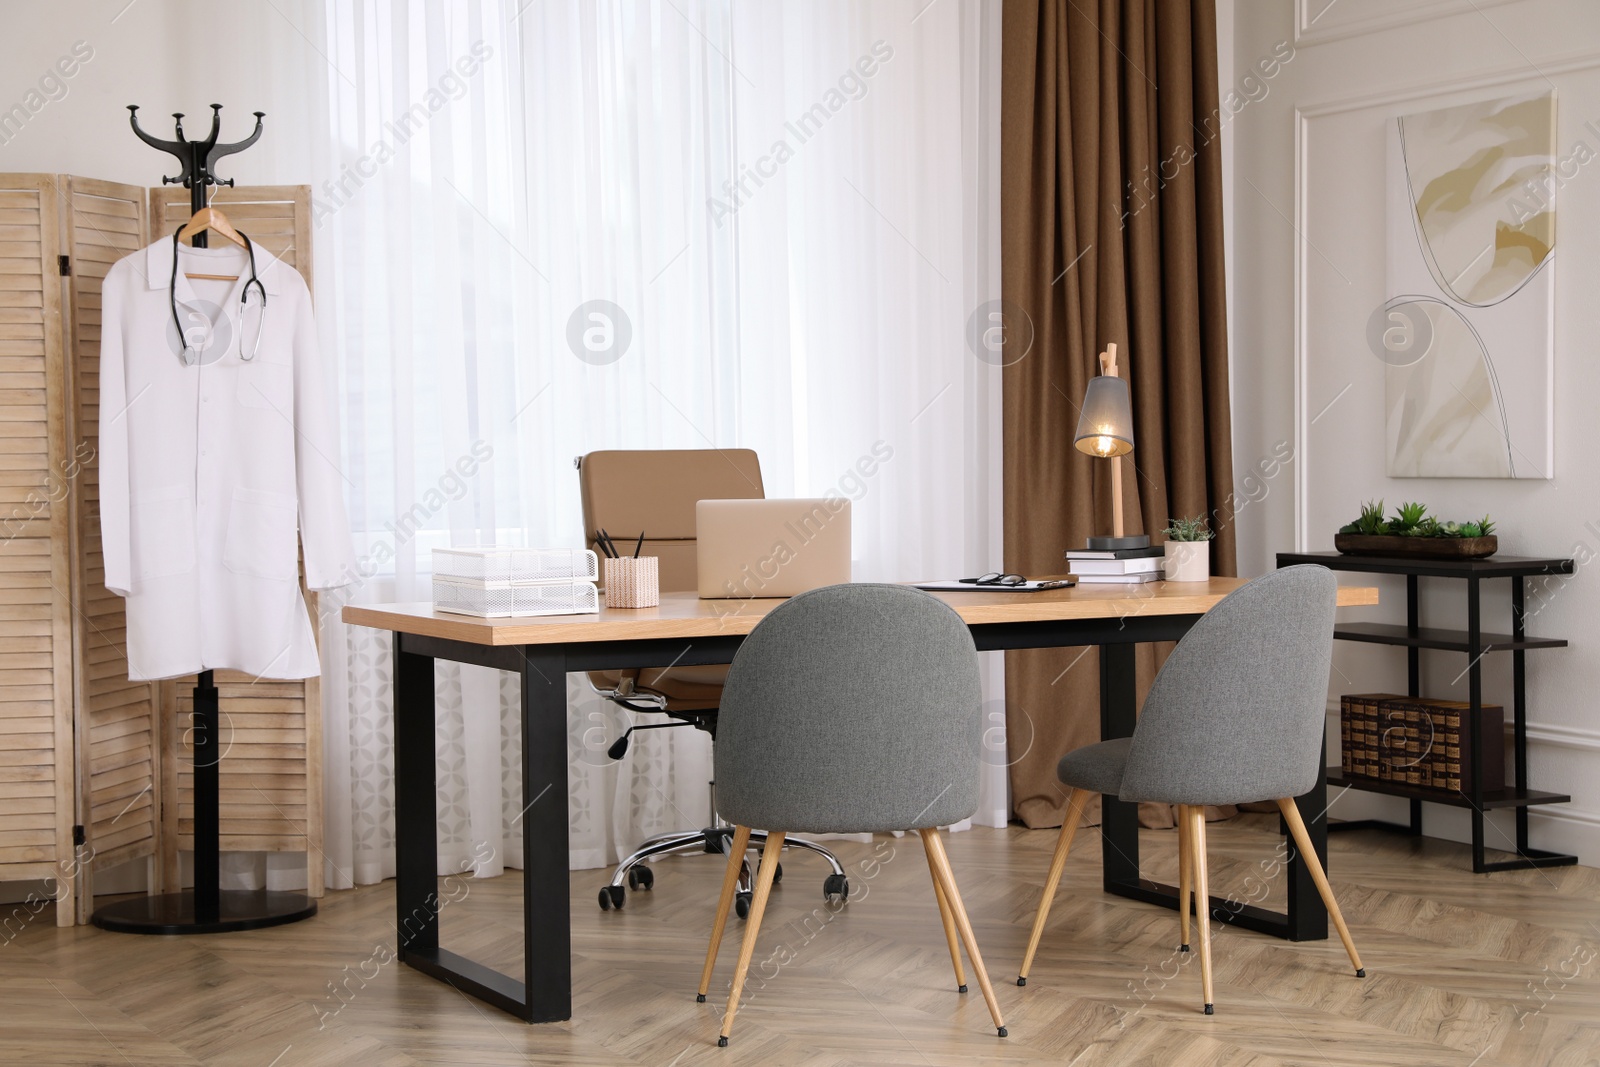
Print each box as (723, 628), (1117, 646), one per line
(169, 227), (267, 365)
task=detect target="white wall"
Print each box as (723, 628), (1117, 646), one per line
(0, 1), (322, 189)
(1231, 0), (1600, 864)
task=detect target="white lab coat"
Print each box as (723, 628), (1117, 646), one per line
(99, 236), (354, 681)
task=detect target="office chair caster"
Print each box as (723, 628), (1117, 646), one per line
(628, 865), (654, 891)
(731, 860), (779, 920)
(597, 884), (625, 910)
(823, 873), (849, 904)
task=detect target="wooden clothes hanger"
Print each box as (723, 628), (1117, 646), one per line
(178, 189), (246, 282)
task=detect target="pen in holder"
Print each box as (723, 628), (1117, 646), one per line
(603, 556), (659, 608)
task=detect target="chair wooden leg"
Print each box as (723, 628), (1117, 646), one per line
(717, 829), (784, 1046)
(920, 828), (1007, 1037)
(1188, 807), (1215, 1014)
(698, 824), (752, 1002)
(1276, 798), (1365, 977)
(1017, 787), (1091, 986)
(925, 847), (968, 993)
(1177, 804), (1193, 953)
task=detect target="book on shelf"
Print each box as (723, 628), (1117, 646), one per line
(1384, 696), (1505, 793)
(1067, 556), (1166, 575)
(1064, 545), (1165, 560)
(1339, 693), (1399, 780)
(1075, 571), (1164, 584)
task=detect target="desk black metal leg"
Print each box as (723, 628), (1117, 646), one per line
(389, 637), (572, 1023)
(520, 650), (572, 1024)
(1098, 643), (1140, 889)
(1285, 757), (1330, 942)
(394, 640), (440, 959)
(1096, 637), (1319, 942)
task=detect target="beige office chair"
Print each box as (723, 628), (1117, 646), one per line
(577, 449), (846, 913)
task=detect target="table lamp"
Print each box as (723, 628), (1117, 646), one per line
(1073, 343), (1150, 551)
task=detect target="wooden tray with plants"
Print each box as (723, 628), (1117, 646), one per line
(1335, 501), (1498, 559)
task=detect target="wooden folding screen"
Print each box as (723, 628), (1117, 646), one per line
(0, 175), (78, 925)
(0, 178), (321, 923)
(62, 178), (162, 922)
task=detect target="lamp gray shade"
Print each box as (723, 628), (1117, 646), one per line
(1073, 375), (1134, 458)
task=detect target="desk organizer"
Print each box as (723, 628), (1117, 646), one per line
(433, 546), (599, 584)
(433, 576), (599, 618)
(432, 547), (601, 617)
(603, 556), (659, 608)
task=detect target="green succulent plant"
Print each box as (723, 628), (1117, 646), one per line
(1339, 500), (1388, 536)
(1163, 515), (1215, 542)
(1394, 501), (1429, 530)
(1337, 502), (1496, 539)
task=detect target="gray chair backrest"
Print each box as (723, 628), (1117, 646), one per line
(1117, 566), (1338, 806)
(714, 583), (983, 834)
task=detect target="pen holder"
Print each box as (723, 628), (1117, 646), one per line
(603, 556), (659, 608)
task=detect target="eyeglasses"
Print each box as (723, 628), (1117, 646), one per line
(963, 572), (1026, 587)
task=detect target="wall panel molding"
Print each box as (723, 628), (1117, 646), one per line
(1295, 0), (1521, 49)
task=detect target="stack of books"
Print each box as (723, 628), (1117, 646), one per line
(1063, 544), (1166, 584)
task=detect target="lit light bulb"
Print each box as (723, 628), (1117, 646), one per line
(1093, 427), (1116, 457)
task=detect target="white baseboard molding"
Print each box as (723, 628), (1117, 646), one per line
(1523, 722), (1600, 753)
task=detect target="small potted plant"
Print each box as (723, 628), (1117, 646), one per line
(1162, 515), (1214, 582)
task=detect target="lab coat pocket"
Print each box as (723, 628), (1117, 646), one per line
(131, 485), (195, 582)
(223, 487), (300, 581)
(236, 358), (293, 411)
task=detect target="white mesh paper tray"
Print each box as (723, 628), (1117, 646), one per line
(432, 576), (600, 618)
(432, 546), (599, 584)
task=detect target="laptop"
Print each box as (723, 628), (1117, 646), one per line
(696, 498), (852, 598)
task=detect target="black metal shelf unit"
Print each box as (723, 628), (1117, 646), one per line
(1277, 551), (1577, 873)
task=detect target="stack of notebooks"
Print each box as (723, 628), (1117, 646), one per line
(1063, 545), (1166, 584)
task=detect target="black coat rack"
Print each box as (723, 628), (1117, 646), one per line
(92, 105), (317, 935)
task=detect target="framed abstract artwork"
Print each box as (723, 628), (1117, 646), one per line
(1381, 89), (1556, 478)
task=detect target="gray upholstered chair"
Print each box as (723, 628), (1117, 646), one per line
(1016, 565), (1364, 1014)
(695, 583), (1007, 1046)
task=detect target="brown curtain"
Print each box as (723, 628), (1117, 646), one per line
(1000, 0), (1236, 828)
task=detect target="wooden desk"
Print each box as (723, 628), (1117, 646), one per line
(344, 578), (1378, 1023)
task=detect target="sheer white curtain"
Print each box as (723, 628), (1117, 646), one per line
(311, 0), (1004, 890)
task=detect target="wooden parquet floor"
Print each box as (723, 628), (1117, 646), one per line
(5, 815), (1600, 1066)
